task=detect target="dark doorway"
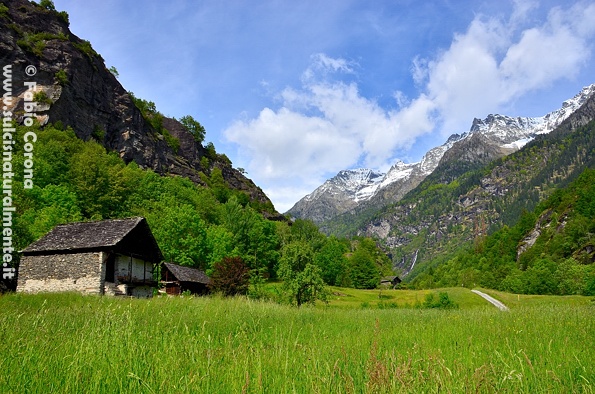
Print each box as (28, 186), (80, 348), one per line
(105, 253), (115, 282)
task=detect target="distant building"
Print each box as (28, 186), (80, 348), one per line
(17, 217), (163, 297)
(380, 276), (402, 289)
(160, 262), (210, 295)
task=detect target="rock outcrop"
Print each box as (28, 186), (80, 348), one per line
(0, 0), (279, 215)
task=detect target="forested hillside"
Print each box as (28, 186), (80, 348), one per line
(362, 112), (595, 281)
(7, 123), (392, 295)
(412, 168), (595, 295)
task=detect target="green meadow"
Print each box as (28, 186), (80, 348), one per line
(0, 290), (593, 393)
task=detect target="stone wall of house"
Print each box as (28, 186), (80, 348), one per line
(130, 286), (153, 298)
(17, 252), (104, 294)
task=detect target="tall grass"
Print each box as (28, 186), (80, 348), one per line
(0, 292), (593, 393)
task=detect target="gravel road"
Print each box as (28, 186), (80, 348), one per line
(471, 289), (510, 311)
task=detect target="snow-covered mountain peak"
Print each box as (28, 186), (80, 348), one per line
(335, 168), (384, 188)
(379, 161), (417, 188)
(288, 83), (595, 221)
(470, 83), (595, 146)
(303, 168), (384, 202)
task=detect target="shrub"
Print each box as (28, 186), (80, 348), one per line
(180, 115), (206, 143)
(39, 0), (56, 11)
(55, 69), (68, 85)
(33, 90), (52, 105)
(58, 10), (69, 25)
(17, 32), (67, 56)
(162, 129), (180, 154)
(74, 39), (101, 61)
(91, 125), (105, 142)
(0, 4), (9, 18)
(209, 257), (250, 296)
(423, 292), (458, 309)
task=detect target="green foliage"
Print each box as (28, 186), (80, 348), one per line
(57, 10), (69, 25)
(220, 196), (280, 274)
(289, 219), (326, 247)
(205, 225), (234, 269)
(147, 202), (208, 267)
(162, 128), (180, 153)
(74, 39), (101, 60)
(39, 0), (56, 11)
(17, 31), (67, 56)
(204, 142), (217, 161)
(278, 261), (328, 307)
(217, 153), (232, 166)
(108, 66), (119, 78)
(0, 3), (9, 18)
(33, 90), (52, 105)
(199, 156), (210, 173)
(423, 292), (459, 309)
(1, 293), (594, 392)
(10, 122), (387, 295)
(277, 240), (329, 306)
(247, 268), (269, 299)
(209, 257), (250, 296)
(208, 167), (230, 203)
(129, 92), (157, 114)
(180, 115), (206, 143)
(416, 168), (595, 295)
(91, 125), (105, 142)
(129, 93), (181, 153)
(279, 241), (313, 275)
(67, 142), (125, 219)
(349, 245), (380, 289)
(54, 69), (68, 85)
(18, 184), (82, 240)
(314, 236), (349, 286)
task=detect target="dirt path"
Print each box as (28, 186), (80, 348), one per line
(471, 289), (510, 311)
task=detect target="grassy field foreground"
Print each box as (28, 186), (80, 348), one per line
(0, 292), (593, 393)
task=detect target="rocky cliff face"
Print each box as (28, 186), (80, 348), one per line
(0, 0), (278, 215)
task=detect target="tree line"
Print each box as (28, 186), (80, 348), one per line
(8, 123), (394, 303)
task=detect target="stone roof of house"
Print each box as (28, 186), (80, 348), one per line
(162, 262), (210, 284)
(21, 217), (163, 262)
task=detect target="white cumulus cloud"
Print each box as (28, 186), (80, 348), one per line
(225, 1), (595, 212)
(421, 0), (595, 134)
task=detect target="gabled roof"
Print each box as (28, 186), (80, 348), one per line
(21, 217), (163, 263)
(162, 262), (210, 284)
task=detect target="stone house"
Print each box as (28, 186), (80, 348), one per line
(380, 276), (402, 289)
(160, 262), (210, 295)
(17, 217), (163, 297)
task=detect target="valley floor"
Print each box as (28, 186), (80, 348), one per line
(0, 291), (593, 393)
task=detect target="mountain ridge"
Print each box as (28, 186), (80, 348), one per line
(364, 89), (595, 277)
(288, 83), (595, 225)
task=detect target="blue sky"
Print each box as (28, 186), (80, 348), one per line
(53, 0), (595, 212)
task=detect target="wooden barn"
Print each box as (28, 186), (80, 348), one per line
(380, 276), (402, 289)
(17, 217), (163, 297)
(160, 262), (210, 295)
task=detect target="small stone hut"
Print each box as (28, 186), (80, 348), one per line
(380, 276), (402, 289)
(17, 217), (163, 297)
(160, 262), (210, 295)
